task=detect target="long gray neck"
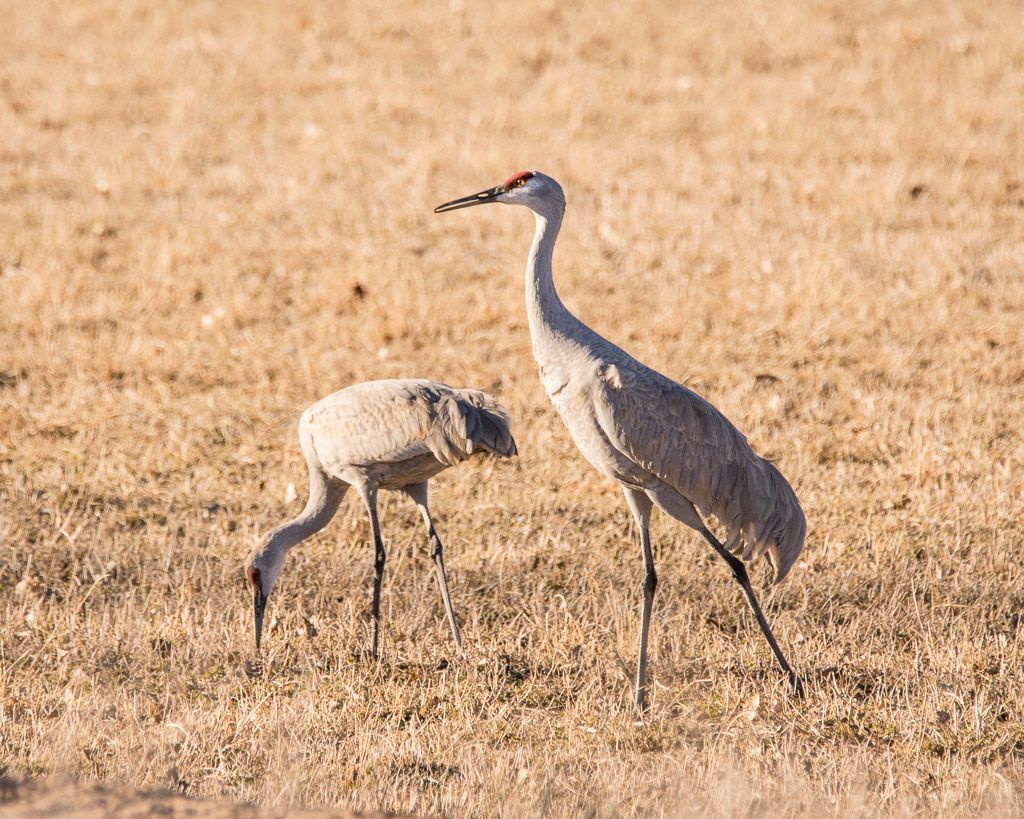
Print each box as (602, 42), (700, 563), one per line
(525, 202), (579, 353)
(254, 476), (342, 579)
(262, 512), (322, 560)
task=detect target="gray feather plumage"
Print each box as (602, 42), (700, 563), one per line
(434, 168), (804, 706)
(302, 379), (516, 478)
(247, 378), (514, 655)
(503, 172), (805, 584)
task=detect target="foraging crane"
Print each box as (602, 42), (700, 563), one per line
(245, 379), (517, 656)
(436, 171), (805, 710)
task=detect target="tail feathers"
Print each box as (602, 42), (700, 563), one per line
(475, 408), (518, 457)
(430, 389), (517, 464)
(726, 459), (805, 584)
(454, 389), (516, 458)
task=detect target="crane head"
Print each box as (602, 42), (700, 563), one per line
(434, 170), (563, 214)
(246, 544), (284, 650)
(246, 564), (269, 650)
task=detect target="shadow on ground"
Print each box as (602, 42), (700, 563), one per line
(0, 776), (402, 819)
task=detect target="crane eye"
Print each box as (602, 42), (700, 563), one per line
(515, 178), (526, 187)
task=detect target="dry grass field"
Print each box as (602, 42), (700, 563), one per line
(3, 0), (1024, 815)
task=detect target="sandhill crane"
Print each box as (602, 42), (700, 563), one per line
(245, 379), (517, 656)
(436, 171), (805, 710)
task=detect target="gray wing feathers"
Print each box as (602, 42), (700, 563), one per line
(597, 366), (805, 583)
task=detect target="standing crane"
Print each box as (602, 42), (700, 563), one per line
(435, 171), (805, 710)
(245, 379), (517, 656)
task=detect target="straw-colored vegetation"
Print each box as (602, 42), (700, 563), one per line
(2, 0), (1023, 815)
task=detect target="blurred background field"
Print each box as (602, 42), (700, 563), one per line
(2, 0), (1023, 815)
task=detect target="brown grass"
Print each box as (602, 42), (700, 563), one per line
(2, 0), (1024, 815)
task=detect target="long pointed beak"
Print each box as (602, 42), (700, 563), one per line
(434, 186), (503, 213)
(253, 587), (268, 650)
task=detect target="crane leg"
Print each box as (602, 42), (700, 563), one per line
(357, 485), (387, 660)
(405, 483), (463, 654)
(623, 488), (656, 713)
(698, 525), (804, 697)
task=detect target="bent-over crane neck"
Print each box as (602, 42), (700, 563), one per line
(252, 475), (341, 585)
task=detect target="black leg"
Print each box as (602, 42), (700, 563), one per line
(700, 526), (804, 697)
(371, 529), (386, 659)
(428, 526), (463, 652)
(623, 488), (656, 713)
(636, 537), (658, 712)
(404, 481), (463, 654)
(359, 486), (387, 660)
